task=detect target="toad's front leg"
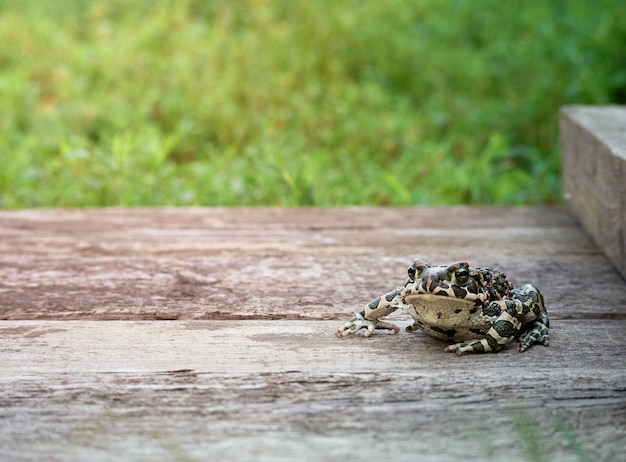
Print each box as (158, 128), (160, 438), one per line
(335, 288), (405, 338)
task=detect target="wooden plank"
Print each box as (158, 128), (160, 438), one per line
(1, 206), (626, 461)
(1, 371), (624, 462)
(0, 319), (623, 373)
(561, 105), (626, 280)
(1, 320), (625, 462)
(1, 207), (623, 321)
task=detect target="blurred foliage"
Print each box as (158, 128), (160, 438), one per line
(0, 0), (624, 207)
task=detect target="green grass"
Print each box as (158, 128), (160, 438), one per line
(0, 0), (624, 207)
(511, 410), (593, 462)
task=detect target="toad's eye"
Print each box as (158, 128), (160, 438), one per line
(408, 264), (423, 280)
(455, 267), (470, 284)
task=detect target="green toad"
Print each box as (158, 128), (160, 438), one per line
(335, 260), (550, 355)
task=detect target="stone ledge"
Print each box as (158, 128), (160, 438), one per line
(560, 105), (626, 281)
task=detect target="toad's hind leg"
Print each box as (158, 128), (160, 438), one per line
(519, 313), (550, 352)
(517, 284), (549, 352)
(446, 284), (549, 355)
(444, 301), (524, 355)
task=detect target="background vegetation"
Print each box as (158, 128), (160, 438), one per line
(0, 0), (624, 208)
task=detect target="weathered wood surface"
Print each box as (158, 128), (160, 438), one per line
(1, 207), (623, 321)
(1, 320), (625, 462)
(561, 105), (626, 280)
(1, 207), (626, 462)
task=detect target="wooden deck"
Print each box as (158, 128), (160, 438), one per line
(1, 207), (625, 461)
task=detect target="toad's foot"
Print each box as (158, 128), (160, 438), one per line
(444, 340), (489, 356)
(335, 312), (400, 338)
(518, 320), (550, 352)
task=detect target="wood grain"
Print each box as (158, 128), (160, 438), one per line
(1, 207), (625, 461)
(561, 105), (626, 280)
(1, 207), (622, 321)
(1, 320), (625, 462)
(1, 319), (623, 374)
